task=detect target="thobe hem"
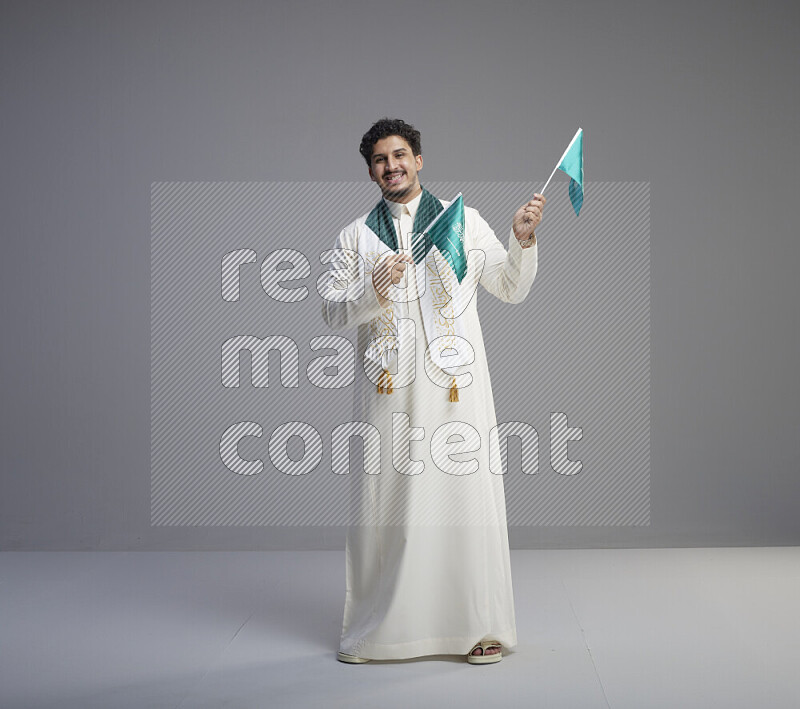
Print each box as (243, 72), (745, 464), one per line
(340, 628), (518, 661)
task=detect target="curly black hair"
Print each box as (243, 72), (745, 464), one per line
(359, 117), (422, 167)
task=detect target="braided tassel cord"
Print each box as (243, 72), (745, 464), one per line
(377, 367), (393, 394)
(449, 376), (459, 402)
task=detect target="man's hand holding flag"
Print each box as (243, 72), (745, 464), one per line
(513, 193), (546, 243)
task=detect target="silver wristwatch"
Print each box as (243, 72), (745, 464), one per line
(518, 233), (536, 248)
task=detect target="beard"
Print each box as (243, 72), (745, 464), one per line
(382, 173), (419, 201)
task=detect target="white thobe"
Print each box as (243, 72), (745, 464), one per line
(321, 190), (538, 660)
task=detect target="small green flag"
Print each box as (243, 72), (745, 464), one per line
(542, 128), (585, 216)
(558, 128), (584, 216)
(420, 193), (468, 283)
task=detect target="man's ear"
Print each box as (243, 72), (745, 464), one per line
(368, 167), (376, 182)
(416, 155), (423, 172)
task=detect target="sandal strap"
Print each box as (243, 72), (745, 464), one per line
(470, 641), (502, 655)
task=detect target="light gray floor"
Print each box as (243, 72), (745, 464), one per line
(1, 547), (798, 708)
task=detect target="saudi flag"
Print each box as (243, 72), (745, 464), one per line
(418, 192), (468, 283)
(557, 128), (584, 216)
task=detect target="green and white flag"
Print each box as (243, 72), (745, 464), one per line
(542, 127), (584, 216)
(413, 192), (468, 283)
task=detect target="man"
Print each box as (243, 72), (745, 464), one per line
(320, 118), (544, 664)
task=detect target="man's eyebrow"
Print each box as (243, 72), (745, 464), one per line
(373, 148), (408, 159)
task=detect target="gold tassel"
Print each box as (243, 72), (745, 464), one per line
(377, 367), (393, 394)
(449, 376), (459, 402)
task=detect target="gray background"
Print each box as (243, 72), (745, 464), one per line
(1, 0), (798, 549)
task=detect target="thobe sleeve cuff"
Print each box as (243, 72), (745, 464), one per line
(502, 227), (538, 303)
(508, 227), (539, 271)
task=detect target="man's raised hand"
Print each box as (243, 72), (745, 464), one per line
(512, 193), (546, 241)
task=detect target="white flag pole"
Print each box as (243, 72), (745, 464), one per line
(539, 163), (560, 196)
(539, 127), (582, 196)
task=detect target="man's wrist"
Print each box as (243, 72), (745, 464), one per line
(517, 231), (536, 248)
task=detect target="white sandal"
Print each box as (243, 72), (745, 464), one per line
(467, 640), (503, 664)
(337, 651), (370, 664)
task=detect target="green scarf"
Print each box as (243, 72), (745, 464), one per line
(364, 186), (444, 264)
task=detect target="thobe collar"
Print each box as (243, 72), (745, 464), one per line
(384, 189), (423, 221)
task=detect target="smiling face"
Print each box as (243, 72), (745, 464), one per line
(368, 135), (423, 203)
